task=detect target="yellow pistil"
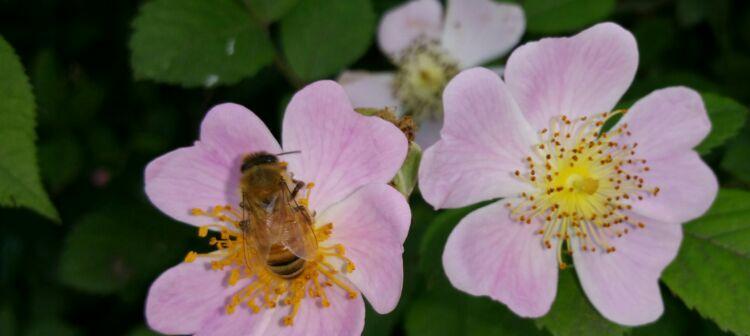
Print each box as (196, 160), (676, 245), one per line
(507, 111), (658, 268)
(393, 39), (459, 122)
(183, 183), (357, 326)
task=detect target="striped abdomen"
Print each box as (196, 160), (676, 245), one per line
(266, 244), (306, 279)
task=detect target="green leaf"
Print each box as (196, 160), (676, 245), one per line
(38, 134), (83, 192)
(130, 0), (274, 87)
(536, 271), (627, 336)
(0, 36), (58, 222)
(280, 0), (375, 81)
(662, 189), (750, 336)
(59, 203), (192, 294)
(696, 93), (749, 154)
(392, 142), (422, 198)
(247, 0), (300, 23)
(523, 0), (615, 34)
(721, 125), (750, 185)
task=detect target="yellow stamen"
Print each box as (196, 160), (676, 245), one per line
(185, 193), (358, 326)
(508, 111), (659, 266)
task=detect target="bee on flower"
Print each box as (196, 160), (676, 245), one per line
(339, 0), (525, 148)
(419, 23), (718, 326)
(144, 81), (410, 335)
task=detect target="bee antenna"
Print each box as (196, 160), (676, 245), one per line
(276, 150), (301, 156)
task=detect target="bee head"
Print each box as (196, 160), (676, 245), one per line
(241, 152), (278, 172)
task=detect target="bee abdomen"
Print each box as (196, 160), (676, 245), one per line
(267, 246), (306, 279)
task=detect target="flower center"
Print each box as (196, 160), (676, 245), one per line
(393, 39), (459, 122)
(507, 112), (659, 268)
(184, 183), (357, 326)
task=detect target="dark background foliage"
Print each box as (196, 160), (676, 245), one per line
(0, 0), (749, 335)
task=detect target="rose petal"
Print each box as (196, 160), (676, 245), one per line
(196, 285), (364, 336)
(630, 151), (718, 224)
(441, 0), (525, 67)
(618, 87), (710, 160)
(282, 81), (408, 212)
(418, 67), (538, 209)
(378, 0), (444, 60)
(318, 184), (411, 314)
(267, 288), (365, 336)
(572, 215), (682, 326)
(443, 201), (558, 317)
(145, 104), (281, 227)
(504, 22), (638, 130)
(146, 261), (242, 335)
(338, 71), (400, 111)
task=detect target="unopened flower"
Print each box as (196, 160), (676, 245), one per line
(419, 23), (718, 326)
(144, 81), (410, 335)
(339, 0), (525, 148)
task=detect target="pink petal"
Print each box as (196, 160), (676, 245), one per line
(196, 284), (365, 336)
(631, 151), (718, 224)
(282, 81), (408, 212)
(378, 0), (444, 60)
(318, 184), (411, 314)
(267, 288), (365, 336)
(145, 104), (281, 227)
(504, 22), (638, 130)
(619, 87), (710, 160)
(442, 201), (558, 317)
(338, 71), (400, 111)
(572, 214), (682, 326)
(418, 67), (538, 209)
(441, 0), (525, 67)
(146, 261), (242, 334)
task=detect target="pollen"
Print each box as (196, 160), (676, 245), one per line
(393, 39), (459, 123)
(183, 187), (357, 326)
(508, 111), (659, 267)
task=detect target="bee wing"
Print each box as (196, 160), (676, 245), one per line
(268, 181), (318, 261)
(240, 193), (272, 261)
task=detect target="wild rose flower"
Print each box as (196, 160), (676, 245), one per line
(418, 23), (718, 326)
(144, 81), (410, 335)
(339, 0), (525, 148)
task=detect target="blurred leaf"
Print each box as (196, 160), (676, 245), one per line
(130, 0), (274, 87)
(363, 303), (400, 336)
(696, 93), (749, 154)
(0, 303), (15, 336)
(392, 142), (422, 198)
(676, 0), (708, 26)
(418, 205), (483, 288)
(523, 0), (615, 34)
(247, 0), (300, 23)
(536, 271), (627, 336)
(59, 204), (192, 294)
(25, 318), (79, 336)
(632, 18), (676, 68)
(38, 134), (83, 192)
(721, 125), (750, 185)
(406, 283), (546, 336)
(0, 36), (59, 222)
(127, 326), (159, 336)
(662, 189), (750, 336)
(280, 0), (375, 81)
(405, 290), (464, 336)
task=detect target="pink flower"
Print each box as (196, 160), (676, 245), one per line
(143, 81), (410, 335)
(418, 23), (718, 326)
(339, 0), (525, 148)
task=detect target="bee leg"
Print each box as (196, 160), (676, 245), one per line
(290, 180), (305, 199)
(239, 219), (250, 231)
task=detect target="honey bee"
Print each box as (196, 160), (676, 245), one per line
(238, 151), (318, 279)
